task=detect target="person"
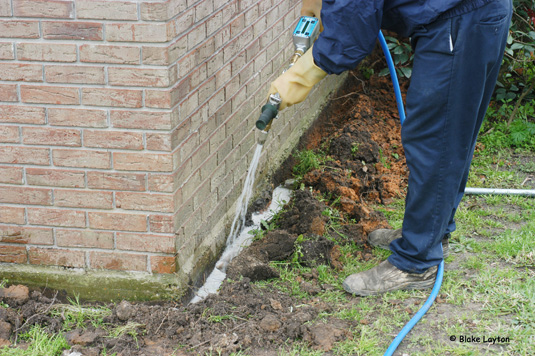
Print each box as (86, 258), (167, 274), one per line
(269, 0), (513, 296)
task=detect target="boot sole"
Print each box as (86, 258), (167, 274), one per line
(342, 278), (436, 296)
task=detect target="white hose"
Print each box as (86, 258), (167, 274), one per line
(464, 187), (535, 197)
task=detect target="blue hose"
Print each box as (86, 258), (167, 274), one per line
(378, 30), (445, 356)
(377, 31), (406, 125)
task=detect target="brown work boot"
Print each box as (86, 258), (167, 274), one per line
(368, 228), (450, 258)
(342, 260), (437, 296)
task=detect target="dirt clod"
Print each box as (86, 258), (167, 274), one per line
(0, 285), (30, 306)
(115, 300), (134, 321)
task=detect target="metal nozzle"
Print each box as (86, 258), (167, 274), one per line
(289, 49), (304, 66)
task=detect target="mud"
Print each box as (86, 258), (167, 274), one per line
(1, 49), (410, 355)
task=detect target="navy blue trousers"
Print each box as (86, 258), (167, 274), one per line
(388, 0), (512, 273)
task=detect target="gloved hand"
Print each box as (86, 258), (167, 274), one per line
(301, 0), (323, 31)
(268, 45), (327, 110)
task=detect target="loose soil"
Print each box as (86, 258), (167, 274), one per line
(1, 49), (412, 355)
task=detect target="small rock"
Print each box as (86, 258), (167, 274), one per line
(260, 314), (281, 332)
(0, 285), (29, 306)
(61, 350), (82, 356)
(65, 329), (99, 347)
(115, 300), (134, 321)
(0, 338), (11, 347)
(269, 299), (282, 310)
(359, 319), (370, 325)
(300, 281), (321, 295)
(0, 320), (12, 339)
(321, 284), (335, 291)
(304, 323), (349, 351)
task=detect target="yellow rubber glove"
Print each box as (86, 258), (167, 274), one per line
(268, 46), (327, 110)
(301, 0), (323, 32)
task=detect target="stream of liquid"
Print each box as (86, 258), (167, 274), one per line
(190, 143), (291, 303)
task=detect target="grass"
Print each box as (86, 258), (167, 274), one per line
(268, 136), (535, 355)
(49, 295), (111, 331)
(1, 325), (69, 356)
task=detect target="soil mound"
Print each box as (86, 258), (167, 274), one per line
(1, 54), (410, 355)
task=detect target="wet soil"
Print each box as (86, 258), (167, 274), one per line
(0, 49), (411, 356)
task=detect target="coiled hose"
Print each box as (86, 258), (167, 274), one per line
(377, 30), (445, 356)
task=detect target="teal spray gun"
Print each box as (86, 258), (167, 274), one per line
(255, 16), (320, 140)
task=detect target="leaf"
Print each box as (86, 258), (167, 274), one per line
(400, 66), (412, 78)
(379, 68), (390, 77)
(511, 43), (524, 50)
(511, 131), (526, 145)
(393, 46), (405, 54)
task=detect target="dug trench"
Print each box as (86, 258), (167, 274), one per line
(0, 50), (411, 355)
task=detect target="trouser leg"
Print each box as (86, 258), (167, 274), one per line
(388, 0), (512, 273)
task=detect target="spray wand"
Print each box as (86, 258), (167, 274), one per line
(256, 16), (320, 136)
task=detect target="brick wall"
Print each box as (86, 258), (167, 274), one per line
(0, 0), (343, 298)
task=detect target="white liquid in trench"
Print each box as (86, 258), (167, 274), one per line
(190, 175), (291, 304)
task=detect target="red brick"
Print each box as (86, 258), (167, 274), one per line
(22, 127), (81, 146)
(0, 245), (27, 264)
(141, 1), (187, 21)
(0, 146), (50, 165)
(56, 229), (114, 249)
(0, 0), (12, 16)
(0, 226), (53, 245)
(82, 88), (142, 108)
(0, 106), (45, 124)
(80, 44), (140, 64)
(87, 171), (146, 191)
(146, 132), (173, 151)
(149, 214), (174, 233)
(0, 63), (42, 82)
(142, 46), (169, 66)
(110, 110), (178, 130)
(28, 207), (86, 228)
(48, 108), (107, 128)
(88, 212), (147, 232)
(0, 206), (25, 224)
(187, 23), (207, 50)
(0, 42), (14, 59)
(106, 23), (171, 43)
(116, 192), (175, 213)
(0, 84), (17, 101)
(53, 149), (111, 169)
(116, 232), (175, 253)
(42, 21), (103, 40)
(0, 166), (23, 185)
(0, 126), (19, 143)
(114, 152), (174, 172)
(0, 21), (40, 38)
(21, 85), (79, 105)
(26, 168), (85, 188)
(13, 0), (74, 18)
(148, 172), (178, 193)
(145, 77), (189, 109)
(83, 130), (143, 150)
(89, 251), (146, 271)
(45, 65), (105, 85)
(55, 189), (113, 209)
(17, 43), (77, 62)
(150, 255), (176, 274)
(0, 186), (52, 205)
(108, 67), (175, 88)
(29, 248), (85, 268)
(77, 0), (138, 21)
